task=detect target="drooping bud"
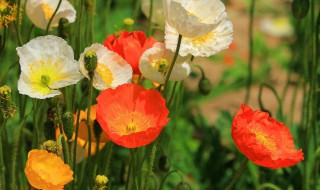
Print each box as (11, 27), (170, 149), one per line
(123, 18), (134, 32)
(93, 175), (109, 190)
(84, 51), (98, 78)
(62, 112), (74, 140)
(292, 0), (309, 20)
(0, 85), (18, 119)
(198, 77), (212, 95)
(58, 18), (69, 40)
(158, 155), (171, 172)
(43, 140), (62, 156)
(93, 119), (102, 141)
(175, 182), (191, 190)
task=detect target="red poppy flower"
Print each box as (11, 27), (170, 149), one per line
(231, 104), (304, 169)
(96, 84), (169, 148)
(103, 31), (158, 75)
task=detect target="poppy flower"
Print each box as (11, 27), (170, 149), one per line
(163, 0), (227, 38)
(103, 31), (158, 75)
(139, 42), (191, 84)
(165, 18), (233, 57)
(96, 84), (169, 148)
(17, 35), (83, 99)
(26, 0), (76, 30)
(232, 104), (304, 169)
(79, 44), (132, 90)
(24, 149), (73, 190)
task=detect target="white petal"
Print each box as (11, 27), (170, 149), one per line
(79, 44), (133, 90)
(26, 0), (76, 30)
(165, 19), (233, 57)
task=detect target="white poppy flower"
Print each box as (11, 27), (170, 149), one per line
(79, 44), (133, 90)
(165, 19), (233, 57)
(163, 0), (227, 38)
(141, 0), (165, 26)
(260, 17), (293, 38)
(139, 42), (191, 84)
(26, 0), (76, 30)
(17, 35), (83, 99)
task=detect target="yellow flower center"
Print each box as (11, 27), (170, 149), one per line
(191, 31), (215, 43)
(42, 3), (54, 20)
(28, 59), (64, 95)
(250, 128), (276, 152)
(109, 111), (150, 136)
(96, 64), (114, 86)
(151, 58), (170, 75)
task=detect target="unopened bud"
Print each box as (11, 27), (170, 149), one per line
(58, 18), (69, 39)
(84, 51), (98, 77)
(43, 140), (62, 156)
(198, 77), (212, 95)
(123, 18), (134, 32)
(62, 112), (74, 140)
(158, 155), (170, 172)
(292, 0), (309, 20)
(93, 119), (102, 141)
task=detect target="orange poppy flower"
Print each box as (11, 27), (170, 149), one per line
(103, 31), (157, 75)
(232, 104), (304, 169)
(96, 83), (169, 148)
(24, 149), (73, 190)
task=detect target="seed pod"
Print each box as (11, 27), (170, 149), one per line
(198, 77), (212, 95)
(63, 112), (74, 140)
(292, 0), (309, 20)
(84, 51), (98, 77)
(43, 140), (62, 156)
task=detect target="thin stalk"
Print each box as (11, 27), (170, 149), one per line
(144, 142), (157, 190)
(15, 0), (22, 46)
(289, 76), (301, 127)
(85, 79), (94, 188)
(244, 0), (255, 104)
(126, 149), (136, 190)
(75, 0), (85, 59)
(147, 0), (154, 36)
(167, 82), (179, 107)
(103, 143), (114, 175)
(164, 34), (182, 98)
(45, 0), (63, 34)
(133, 0), (142, 23)
(0, 121), (7, 190)
(27, 24), (35, 42)
(224, 158), (249, 190)
(159, 170), (184, 190)
(0, 29), (7, 54)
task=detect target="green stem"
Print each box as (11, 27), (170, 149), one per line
(144, 142), (157, 190)
(167, 82), (179, 107)
(259, 183), (282, 190)
(75, 0), (85, 59)
(103, 143), (114, 175)
(258, 83), (284, 121)
(164, 34), (182, 98)
(126, 149), (136, 190)
(85, 78), (94, 188)
(224, 158), (249, 190)
(45, 0), (63, 34)
(147, 0), (154, 36)
(61, 136), (70, 165)
(0, 121), (7, 190)
(15, 0), (22, 46)
(27, 24), (35, 42)
(244, 0), (255, 104)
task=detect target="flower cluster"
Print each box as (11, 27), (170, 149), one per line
(0, 0), (18, 28)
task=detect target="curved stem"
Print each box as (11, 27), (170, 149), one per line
(164, 34), (182, 98)
(167, 82), (179, 107)
(244, 0), (255, 104)
(159, 170), (184, 190)
(45, 0), (63, 34)
(224, 158), (249, 190)
(15, 0), (22, 46)
(27, 24), (35, 42)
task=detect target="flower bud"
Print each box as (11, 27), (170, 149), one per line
(175, 182), (190, 190)
(158, 155), (170, 172)
(62, 112), (74, 140)
(43, 140), (62, 156)
(84, 51), (98, 77)
(292, 0), (309, 20)
(0, 85), (18, 119)
(93, 175), (109, 190)
(93, 119), (102, 141)
(198, 77), (212, 95)
(58, 18), (69, 40)
(123, 18), (134, 32)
